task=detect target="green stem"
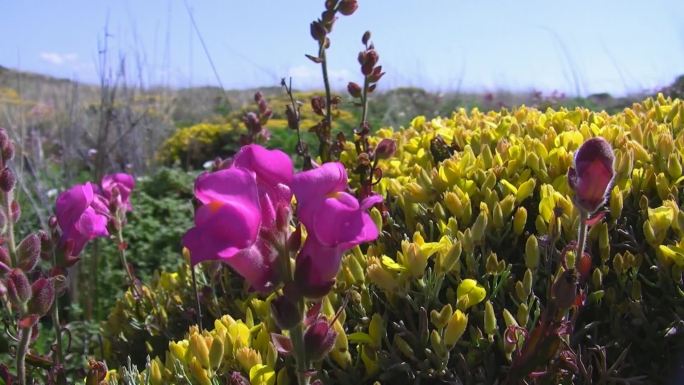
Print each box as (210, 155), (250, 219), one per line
(191, 265), (204, 330)
(318, 45), (332, 162)
(51, 250), (64, 366)
(576, 211), (589, 270)
(17, 326), (32, 385)
(3, 190), (17, 266)
(289, 307), (309, 385)
(116, 220), (141, 299)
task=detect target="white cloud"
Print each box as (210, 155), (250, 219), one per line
(39, 52), (78, 65)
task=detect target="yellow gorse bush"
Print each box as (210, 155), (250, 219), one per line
(109, 94), (684, 384)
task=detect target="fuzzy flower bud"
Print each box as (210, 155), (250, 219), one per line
(304, 318), (337, 361)
(567, 137), (615, 214)
(28, 277), (55, 316)
(8, 268), (32, 307)
(0, 167), (15, 192)
(338, 0), (358, 15)
(374, 138), (397, 160)
(17, 233), (41, 272)
(347, 81), (362, 98)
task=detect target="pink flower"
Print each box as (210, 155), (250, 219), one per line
(567, 137), (615, 214)
(232, 144), (294, 228)
(101, 173), (136, 211)
(292, 162), (381, 296)
(55, 183), (109, 256)
(183, 145), (294, 292)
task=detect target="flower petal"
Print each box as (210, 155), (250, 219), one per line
(194, 167), (260, 208)
(183, 201), (261, 265)
(233, 144), (294, 188)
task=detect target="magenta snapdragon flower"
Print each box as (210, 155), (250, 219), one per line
(292, 162), (381, 296)
(567, 137), (615, 214)
(182, 145), (293, 292)
(101, 173), (136, 212)
(55, 182), (110, 256)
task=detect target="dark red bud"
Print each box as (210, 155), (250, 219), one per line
(0, 168), (15, 192)
(48, 216), (58, 229)
(362, 31), (371, 45)
(368, 83), (377, 94)
(357, 51), (367, 66)
(271, 295), (302, 330)
(254, 91), (263, 103)
(310, 20), (326, 42)
(28, 277), (55, 316)
(304, 318), (337, 361)
(311, 96), (325, 116)
(0, 247), (9, 266)
(0, 129), (8, 150)
(321, 10), (336, 25)
(325, 0), (337, 10)
(17, 233), (41, 272)
(338, 0), (358, 15)
(347, 82), (362, 98)
(374, 139), (397, 160)
(2, 142), (14, 163)
(568, 137), (615, 214)
(7, 268), (31, 307)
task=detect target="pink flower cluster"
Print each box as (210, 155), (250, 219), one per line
(182, 144), (380, 295)
(55, 173), (135, 257)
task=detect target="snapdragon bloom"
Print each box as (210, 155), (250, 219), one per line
(55, 182), (109, 256)
(292, 162), (381, 296)
(567, 137), (615, 214)
(101, 173), (136, 212)
(182, 145), (293, 292)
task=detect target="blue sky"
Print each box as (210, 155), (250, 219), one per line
(2, 0), (684, 96)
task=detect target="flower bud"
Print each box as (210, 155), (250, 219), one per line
(668, 153), (682, 179)
(189, 357), (211, 385)
(515, 281), (527, 302)
(525, 235), (539, 270)
(374, 138), (396, 160)
(271, 296), (302, 330)
(444, 309), (468, 348)
(149, 359), (164, 385)
(304, 318), (337, 361)
(517, 303), (529, 326)
(523, 268), (533, 295)
(484, 300), (497, 336)
(7, 268), (31, 307)
(338, 0), (358, 15)
(2, 141), (14, 163)
(513, 207), (527, 235)
(310, 20), (326, 42)
(362, 30), (371, 45)
(17, 233), (41, 272)
(0, 167), (15, 192)
(347, 81), (362, 98)
(430, 329), (447, 357)
(209, 337), (224, 370)
(567, 137), (615, 214)
(10, 200), (20, 222)
(394, 335), (415, 359)
(430, 304), (453, 330)
(28, 277), (55, 316)
(502, 308), (518, 327)
(189, 334), (211, 368)
(471, 211), (488, 244)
